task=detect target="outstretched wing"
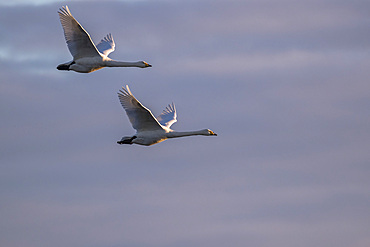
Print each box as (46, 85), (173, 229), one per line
(96, 33), (115, 57)
(118, 85), (164, 132)
(58, 6), (100, 59)
(157, 103), (177, 128)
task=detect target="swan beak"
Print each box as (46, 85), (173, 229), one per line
(144, 62), (152, 67)
(210, 130), (217, 136)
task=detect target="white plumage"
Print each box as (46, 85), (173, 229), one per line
(57, 6), (151, 73)
(117, 85), (217, 146)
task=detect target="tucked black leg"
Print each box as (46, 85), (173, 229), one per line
(117, 136), (137, 145)
(57, 61), (75, 70)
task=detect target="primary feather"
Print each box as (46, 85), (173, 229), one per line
(157, 103), (177, 128)
(96, 33), (115, 57)
(118, 86), (163, 132)
(58, 6), (100, 59)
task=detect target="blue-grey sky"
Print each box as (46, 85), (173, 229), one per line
(1, 0), (370, 247)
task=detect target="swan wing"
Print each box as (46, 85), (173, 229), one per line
(157, 103), (177, 128)
(58, 6), (100, 59)
(118, 85), (164, 132)
(96, 33), (115, 57)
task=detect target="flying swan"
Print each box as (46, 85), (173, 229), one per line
(117, 85), (217, 146)
(57, 6), (152, 73)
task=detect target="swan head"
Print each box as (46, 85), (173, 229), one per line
(139, 61), (152, 68)
(204, 129), (217, 136)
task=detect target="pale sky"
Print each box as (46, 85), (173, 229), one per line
(1, 1), (370, 247)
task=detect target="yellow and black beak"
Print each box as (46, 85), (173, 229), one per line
(144, 62), (152, 67)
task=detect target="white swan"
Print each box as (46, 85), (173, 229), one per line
(117, 85), (217, 146)
(57, 6), (151, 73)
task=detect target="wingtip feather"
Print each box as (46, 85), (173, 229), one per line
(171, 102), (176, 112)
(125, 85), (132, 95)
(117, 85), (133, 97)
(58, 6), (68, 14)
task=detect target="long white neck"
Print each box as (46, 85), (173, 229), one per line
(167, 129), (209, 138)
(104, 60), (143, 68)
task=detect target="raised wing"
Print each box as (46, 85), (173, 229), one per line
(157, 103), (177, 128)
(58, 6), (100, 59)
(118, 85), (164, 132)
(96, 33), (115, 57)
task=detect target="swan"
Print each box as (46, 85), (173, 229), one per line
(117, 85), (217, 146)
(57, 6), (152, 73)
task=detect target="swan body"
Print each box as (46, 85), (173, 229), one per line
(117, 85), (217, 146)
(57, 6), (151, 73)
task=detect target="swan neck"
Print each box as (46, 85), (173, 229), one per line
(105, 60), (141, 67)
(167, 130), (206, 138)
